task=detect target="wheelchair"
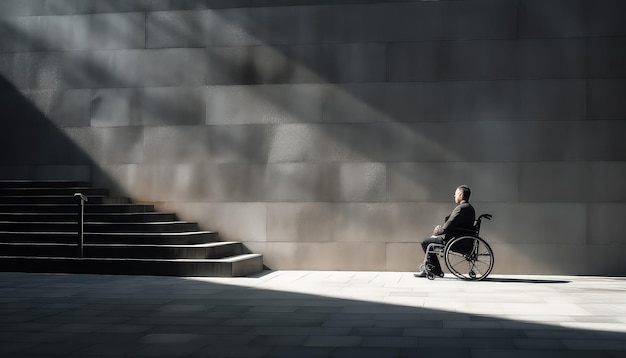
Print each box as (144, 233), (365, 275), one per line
(419, 214), (494, 281)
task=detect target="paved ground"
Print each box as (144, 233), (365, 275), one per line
(1, 271), (625, 358)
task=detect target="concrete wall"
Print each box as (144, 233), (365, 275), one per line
(1, 0), (625, 275)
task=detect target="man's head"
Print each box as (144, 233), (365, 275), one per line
(454, 185), (471, 204)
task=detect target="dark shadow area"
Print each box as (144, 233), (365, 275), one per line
(206, 0), (421, 9)
(0, 271), (624, 357)
(0, 75), (93, 172)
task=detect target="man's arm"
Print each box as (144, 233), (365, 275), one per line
(434, 205), (462, 236)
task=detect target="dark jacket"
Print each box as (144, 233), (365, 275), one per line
(435, 201), (476, 239)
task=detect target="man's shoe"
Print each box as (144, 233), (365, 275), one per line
(433, 271), (444, 278)
(414, 271), (427, 278)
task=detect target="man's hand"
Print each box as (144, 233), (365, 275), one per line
(433, 225), (442, 235)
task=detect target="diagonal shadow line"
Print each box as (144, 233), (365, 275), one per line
(0, 10), (456, 249)
(197, 8), (539, 273)
(0, 271), (624, 357)
(0, 5), (618, 277)
(195, 6), (625, 277)
(0, 17), (209, 196)
(1, 8), (456, 203)
(3, 9), (623, 351)
(0, 75), (93, 170)
(1, 5), (624, 356)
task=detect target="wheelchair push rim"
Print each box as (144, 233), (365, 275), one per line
(444, 236), (494, 281)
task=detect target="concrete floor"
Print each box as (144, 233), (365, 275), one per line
(1, 270), (625, 357)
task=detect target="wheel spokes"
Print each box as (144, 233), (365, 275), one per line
(445, 236), (494, 280)
(448, 257), (472, 277)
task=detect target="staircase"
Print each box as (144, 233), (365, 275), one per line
(0, 180), (263, 277)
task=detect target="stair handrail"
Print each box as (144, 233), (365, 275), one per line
(74, 193), (88, 257)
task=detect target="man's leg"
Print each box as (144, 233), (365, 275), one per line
(420, 236), (444, 275)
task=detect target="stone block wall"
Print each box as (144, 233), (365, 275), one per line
(1, 0), (625, 275)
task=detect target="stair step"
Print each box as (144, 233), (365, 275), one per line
(0, 231), (219, 245)
(0, 204), (156, 213)
(0, 241), (243, 259)
(0, 180), (263, 277)
(0, 221), (200, 233)
(0, 180), (91, 188)
(0, 212), (177, 222)
(0, 196), (130, 204)
(0, 188), (109, 196)
(0, 254), (264, 277)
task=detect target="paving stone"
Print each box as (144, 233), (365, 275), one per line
(470, 349), (611, 358)
(403, 328), (464, 338)
(95, 324), (151, 334)
(376, 319), (444, 329)
(0, 342), (36, 355)
(399, 348), (471, 358)
(266, 347), (334, 358)
(323, 319), (376, 328)
(350, 327), (403, 336)
(0, 272), (624, 357)
(71, 342), (138, 356)
(462, 328), (527, 338)
(361, 336), (418, 348)
(304, 335), (363, 347)
(563, 340), (626, 351)
(195, 344), (271, 358)
(247, 326), (351, 336)
(250, 335), (307, 347)
(513, 338), (566, 350)
(332, 347), (400, 358)
(444, 320), (503, 329)
(416, 337), (517, 349)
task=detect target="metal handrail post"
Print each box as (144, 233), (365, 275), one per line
(74, 193), (88, 257)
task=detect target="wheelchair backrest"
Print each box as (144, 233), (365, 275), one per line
(473, 213), (492, 235)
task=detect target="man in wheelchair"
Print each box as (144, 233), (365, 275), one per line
(416, 185), (475, 278)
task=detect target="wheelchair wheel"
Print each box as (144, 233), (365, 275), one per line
(444, 236), (494, 281)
